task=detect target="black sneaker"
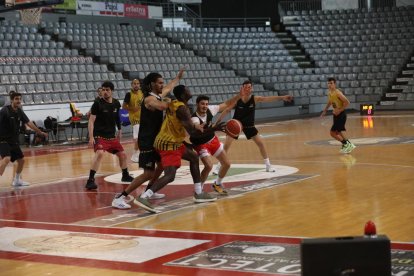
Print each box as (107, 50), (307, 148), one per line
(85, 178), (97, 190)
(121, 174), (134, 182)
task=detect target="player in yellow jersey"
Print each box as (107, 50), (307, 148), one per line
(123, 79), (143, 162)
(320, 77), (356, 154)
(135, 85), (222, 213)
(112, 70), (185, 209)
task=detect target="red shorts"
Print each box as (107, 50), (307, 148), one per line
(158, 144), (186, 168)
(193, 136), (223, 158)
(94, 138), (124, 154)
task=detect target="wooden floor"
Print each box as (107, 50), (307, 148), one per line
(1, 110), (414, 275)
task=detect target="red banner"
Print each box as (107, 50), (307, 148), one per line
(124, 4), (148, 18)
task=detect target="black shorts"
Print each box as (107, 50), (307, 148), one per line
(331, 111), (347, 132)
(233, 125), (258, 140)
(0, 142), (24, 162)
(138, 148), (161, 171)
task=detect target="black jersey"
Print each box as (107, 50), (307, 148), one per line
(189, 109), (215, 146)
(0, 105), (30, 143)
(138, 93), (164, 151)
(90, 98), (121, 139)
(233, 95), (255, 127)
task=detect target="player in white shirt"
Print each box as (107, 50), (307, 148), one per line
(189, 86), (248, 195)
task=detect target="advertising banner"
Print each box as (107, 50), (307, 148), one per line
(124, 3), (148, 18)
(77, 0), (124, 16)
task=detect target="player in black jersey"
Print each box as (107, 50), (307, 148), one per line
(112, 70), (184, 209)
(0, 92), (48, 187)
(214, 80), (293, 173)
(85, 81), (133, 190)
(190, 85), (248, 195)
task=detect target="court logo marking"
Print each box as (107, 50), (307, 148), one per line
(86, 166), (313, 227)
(1, 227), (208, 263)
(166, 241), (414, 275)
(104, 164), (299, 185)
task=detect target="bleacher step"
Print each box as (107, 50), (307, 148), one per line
(293, 55), (307, 62)
(284, 43), (298, 49)
(391, 85), (408, 90)
(289, 49), (302, 54)
(386, 92), (402, 99)
(396, 77), (412, 83)
(274, 32), (290, 38)
(402, 70), (414, 76)
(280, 37), (294, 42)
(297, 61), (313, 68)
(380, 101), (396, 106)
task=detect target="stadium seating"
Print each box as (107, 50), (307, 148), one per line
(158, 6), (413, 105)
(44, 21), (268, 103)
(0, 20), (128, 105)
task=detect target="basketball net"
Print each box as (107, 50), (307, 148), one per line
(19, 7), (42, 25)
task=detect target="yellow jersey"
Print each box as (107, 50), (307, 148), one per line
(328, 89), (344, 109)
(126, 90), (143, 125)
(154, 100), (187, 151)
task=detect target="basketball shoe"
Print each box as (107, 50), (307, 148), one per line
(112, 195), (131, 209)
(266, 165), (276, 172)
(194, 192), (217, 203)
(85, 178), (97, 190)
(344, 142), (356, 154)
(212, 181), (228, 196)
(134, 197), (157, 213)
(339, 144), (348, 153)
(121, 174), (134, 182)
(11, 179), (30, 187)
(149, 192), (165, 199)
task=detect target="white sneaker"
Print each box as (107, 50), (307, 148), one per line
(11, 179), (30, 187)
(266, 165), (276, 172)
(149, 192), (165, 199)
(112, 195), (131, 209)
(339, 144), (348, 153)
(344, 142), (356, 154)
(130, 153), (139, 163)
(212, 163), (221, 175)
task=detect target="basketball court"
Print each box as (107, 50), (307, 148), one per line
(1, 111), (414, 275)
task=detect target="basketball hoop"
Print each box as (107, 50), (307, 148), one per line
(19, 7), (43, 25)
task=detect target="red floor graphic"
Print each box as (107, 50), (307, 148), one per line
(0, 220), (413, 275)
(1, 157), (413, 275)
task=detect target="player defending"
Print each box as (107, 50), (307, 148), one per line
(112, 70), (184, 209)
(320, 77), (356, 154)
(123, 79), (143, 162)
(85, 81), (133, 190)
(190, 85), (248, 195)
(214, 80), (293, 174)
(0, 92), (48, 186)
(135, 85), (219, 213)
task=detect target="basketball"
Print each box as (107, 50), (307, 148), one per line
(225, 119), (242, 138)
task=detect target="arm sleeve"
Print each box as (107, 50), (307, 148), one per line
(191, 117), (200, 124)
(90, 101), (99, 115)
(20, 109), (30, 124)
(123, 92), (131, 104)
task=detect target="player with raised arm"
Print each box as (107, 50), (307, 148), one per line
(214, 80), (293, 174)
(112, 70), (184, 209)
